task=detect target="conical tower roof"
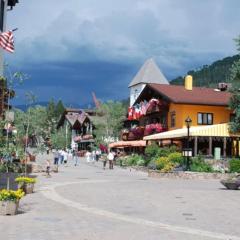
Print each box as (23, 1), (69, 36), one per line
(128, 58), (169, 87)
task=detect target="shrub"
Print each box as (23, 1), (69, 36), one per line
(190, 156), (213, 172)
(155, 157), (176, 172)
(147, 159), (157, 170)
(0, 162), (24, 173)
(229, 159), (240, 173)
(123, 154), (145, 166)
(0, 189), (25, 202)
(136, 159), (145, 166)
(168, 152), (184, 165)
(145, 142), (160, 159)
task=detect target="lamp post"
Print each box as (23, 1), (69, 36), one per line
(185, 116), (192, 170)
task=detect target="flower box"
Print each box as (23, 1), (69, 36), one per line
(0, 200), (18, 215)
(15, 177), (36, 194)
(0, 189), (24, 215)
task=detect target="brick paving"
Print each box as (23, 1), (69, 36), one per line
(0, 153), (240, 240)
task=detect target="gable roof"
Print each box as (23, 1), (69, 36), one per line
(146, 84), (231, 106)
(128, 58), (169, 87)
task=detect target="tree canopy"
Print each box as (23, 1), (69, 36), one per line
(229, 36), (240, 133)
(93, 101), (127, 145)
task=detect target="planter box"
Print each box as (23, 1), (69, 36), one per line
(0, 200), (18, 215)
(220, 180), (240, 190)
(18, 183), (34, 194)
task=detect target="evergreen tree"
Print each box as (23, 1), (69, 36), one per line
(55, 100), (65, 120)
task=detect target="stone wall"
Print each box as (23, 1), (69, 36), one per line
(148, 170), (236, 180)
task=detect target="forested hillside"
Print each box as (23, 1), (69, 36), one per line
(171, 54), (240, 87)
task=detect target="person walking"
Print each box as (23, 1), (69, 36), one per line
(63, 149), (68, 166)
(46, 159), (51, 177)
(100, 153), (107, 170)
(53, 149), (59, 165)
(107, 151), (114, 169)
(73, 149), (79, 166)
(85, 150), (91, 163)
(91, 150), (96, 163)
(96, 149), (101, 162)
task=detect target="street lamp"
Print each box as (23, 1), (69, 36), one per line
(185, 116), (192, 170)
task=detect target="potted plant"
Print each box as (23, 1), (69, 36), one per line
(220, 176), (240, 190)
(0, 189), (24, 215)
(15, 176), (36, 194)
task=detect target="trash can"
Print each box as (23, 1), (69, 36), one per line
(214, 147), (221, 160)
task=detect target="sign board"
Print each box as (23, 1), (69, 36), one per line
(5, 111), (14, 122)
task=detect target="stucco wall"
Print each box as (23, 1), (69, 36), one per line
(168, 103), (232, 130)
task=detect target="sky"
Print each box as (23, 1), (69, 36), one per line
(4, 0), (240, 106)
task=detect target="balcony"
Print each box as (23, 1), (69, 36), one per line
(121, 123), (168, 141)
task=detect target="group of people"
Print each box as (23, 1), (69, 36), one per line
(46, 148), (117, 177)
(85, 149), (116, 170)
(53, 149), (73, 166)
(85, 149), (101, 163)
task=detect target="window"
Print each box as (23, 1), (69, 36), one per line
(170, 112), (176, 128)
(197, 113), (213, 125)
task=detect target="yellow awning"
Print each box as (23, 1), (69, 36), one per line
(143, 123), (239, 140)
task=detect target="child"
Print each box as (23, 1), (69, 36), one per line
(46, 159), (51, 177)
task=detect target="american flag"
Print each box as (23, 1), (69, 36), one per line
(0, 31), (14, 53)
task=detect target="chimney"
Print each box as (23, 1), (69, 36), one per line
(185, 75), (193, 91)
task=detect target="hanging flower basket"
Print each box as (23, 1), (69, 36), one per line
(15, 177), (36, 194)
(0, 189), (24, 215)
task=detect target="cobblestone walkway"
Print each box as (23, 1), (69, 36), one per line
(1, 154), (240, 240)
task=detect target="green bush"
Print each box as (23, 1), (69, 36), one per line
(168, 152), (184, 165)
(190, 156), (213, 172)
(145, 142), (160, 159)
(123, 154), (145, 166)
(136, 159), (145, 166)
(229, 159), (240, 173)
(155, 157), (176, 172)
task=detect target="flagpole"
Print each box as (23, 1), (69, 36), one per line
(0, 0), (8, 77)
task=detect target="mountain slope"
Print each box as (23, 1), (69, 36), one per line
(171, 54), (240, 87)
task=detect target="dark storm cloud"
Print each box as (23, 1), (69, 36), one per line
(5, 0), (240, 104)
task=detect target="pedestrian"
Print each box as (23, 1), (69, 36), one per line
(63, 149), (68, 166)
(85, 150), (91, 163)
(96, 149), (101, 162)
(46, 159), (51, 177)
(73, 149), (79, 166)
(91, 150), (96, 162)
(101, 154), (107, 170)
(53, 149), (59, 165)
(107, 150), (114, 169)
(59, 149), (64, 164)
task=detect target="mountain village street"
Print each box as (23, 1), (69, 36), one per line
(0, 154), (240, 240)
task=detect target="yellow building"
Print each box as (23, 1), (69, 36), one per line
(131, 76), (237, 157)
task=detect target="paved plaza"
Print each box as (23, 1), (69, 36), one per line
(1, 155), (240, 240)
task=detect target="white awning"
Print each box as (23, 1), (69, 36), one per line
(143, 123), (239, 140)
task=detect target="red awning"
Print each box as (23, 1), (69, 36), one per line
(109, 140), (146, 148)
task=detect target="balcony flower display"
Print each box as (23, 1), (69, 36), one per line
(144, 123), (167, 136)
